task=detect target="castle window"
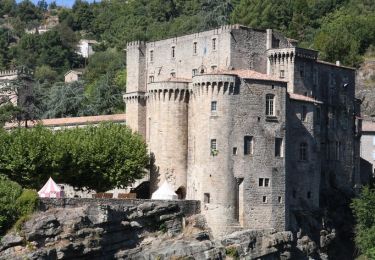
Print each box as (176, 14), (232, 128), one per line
(335, 141), (341, 160)
(211, 65), (217, 72)
(299, 142), (308, 161)
(278, 196), (282, 203)
(193, 42), (197, 55)
(210, 139), (217, 155)
(149, 76), (154, 83)
(212, 38), (217, 51)
(280, 70), (285, 78)
(244, 136), (253, 155)
(211, 101), (217, 112)
(316, 107), (321, 125)
(170, 72), (176, 78)
(259, 178), (264, 186)
(301, 106), (307, 122)
(275, 138), (283, 157)
(266, 94), (275, 116)
(171, 46), (175, 59)
(150, 50), (154, 62)
(192, 69), (198, 76)
(264, 178), (270, 187)
(299, 63), (304, 78)
(233, 147), (238, 155)
(262, 196), (267, 203)
(307, 192), (311, 199)
(204, 193), (210, 203)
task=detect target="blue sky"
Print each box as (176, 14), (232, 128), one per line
(18, 0), (99, 8)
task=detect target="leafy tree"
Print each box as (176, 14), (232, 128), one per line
(0, 124), (148, 192)
(41, 81), (86, 118)
(34, 65), (58, 83)
(351, 187), (375, 258)
(0, 176), (22, 234)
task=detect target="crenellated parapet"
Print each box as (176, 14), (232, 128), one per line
(123, 91), (147, 104)
(190, 74), (237, 96)
(0, 70), (19, 77)
(126, 41), (146, 50)
(267, 47), (318, 64)
(148, 81), (189, 102)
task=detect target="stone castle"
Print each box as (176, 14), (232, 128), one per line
(124, 25), (361, 236)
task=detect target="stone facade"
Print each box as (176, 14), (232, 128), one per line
(124, 25), (360, 237)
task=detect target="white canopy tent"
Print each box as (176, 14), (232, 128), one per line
(38, 177), (63, 198)
(151, 181), (178, 200)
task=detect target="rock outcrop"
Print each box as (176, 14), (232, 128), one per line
(0, 199), (295, 260)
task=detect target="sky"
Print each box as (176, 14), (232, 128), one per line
(18, 0), (99, 8)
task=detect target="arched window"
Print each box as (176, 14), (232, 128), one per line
(266, 94), (275, 116)
(299, 142), (308, 161)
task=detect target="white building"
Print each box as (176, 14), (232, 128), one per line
(77, 39), (98, 58)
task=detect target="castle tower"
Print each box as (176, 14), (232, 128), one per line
(147, 81), (189, 196)
(124, 41), (147, 138)
(187, 75), (239, 236)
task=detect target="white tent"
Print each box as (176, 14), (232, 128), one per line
(38, 177), (63, 198)
(151, 181), (178, 200)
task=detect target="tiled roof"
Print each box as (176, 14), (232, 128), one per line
(289, 93), (323, 104)
(214, 69), (287, 82)
(362, 120), (375, 132)
(5, 114), (126, 129)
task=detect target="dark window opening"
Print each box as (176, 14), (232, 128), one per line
(211, 101), (217, 112)
(244, 136), (253, 155)
(301, 106), (307, 122)
(275, 138), (283, 157)
(278, 196), (282, 203)
(307, 191), (311, 199)
(204, 193), (210, 203)
(292, 190), (296, 198)
(299, 142), (308, 161)
(259, 178), (264, 186)
(233, 147), (238, 155)
(262, 196), (267, 203)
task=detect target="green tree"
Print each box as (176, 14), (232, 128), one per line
(0, 124), (148, 192)
(351, 187), (375, 258)
(0, 176), (22, 234)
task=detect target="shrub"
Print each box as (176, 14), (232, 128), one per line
(15, 189), (39, 216)
(0, 176), (22, 235)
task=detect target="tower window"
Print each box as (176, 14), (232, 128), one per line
(301, 106), (307, 121)
(149, 76), (154, 83)
(211, 101), (217, 112)
(212, 38), (217, 51)
(259, 178), (264, 186)
(171, 46), (175, 58)
(233, 147), (238, 155)
(275, 138), (283, 157)
(170, 72), (176, 78)
(210, 139), (217, 156)
(192, 69), (198, 76)
(307, 192), (311, 199)
(299, 142), (308, 161)
(278, 196), (282, 203)
(150, 50), (154, 62)
(262, 196), (267, 203)
(264, 178), (270, 187)
(244, 136), (253, 155)
(204, 193), (210, 203)
(266, 94), (275, 116)
(280, 70), (285, 78)
(193, 42), (197, 55)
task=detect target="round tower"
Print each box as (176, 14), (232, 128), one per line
(187, 74), (239, 237)
(147, 81), (189, 198)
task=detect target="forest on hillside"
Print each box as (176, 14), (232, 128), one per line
(0, 0), (374, 122)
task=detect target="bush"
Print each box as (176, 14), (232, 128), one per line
(0, 176), (22, 235)
(15, 189), (39, 216)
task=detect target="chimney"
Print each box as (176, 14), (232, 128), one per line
(266, 29), (272, 50)
(336, 60), (341, 66)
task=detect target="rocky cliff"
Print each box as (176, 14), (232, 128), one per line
(0, 198), (297, 260)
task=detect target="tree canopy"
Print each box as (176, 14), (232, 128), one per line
(0, 124), (149, 192)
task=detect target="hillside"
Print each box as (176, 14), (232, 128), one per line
(0, 0), (374, 120)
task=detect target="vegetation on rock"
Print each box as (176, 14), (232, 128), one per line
(0, 176), (38, 236)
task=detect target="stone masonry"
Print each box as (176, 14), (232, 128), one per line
(124, 24), (360, 237)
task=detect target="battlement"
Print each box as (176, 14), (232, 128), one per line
(267, 47), (318, 61)
(126, 41), (146, 49)
(0, 70), (18, 77)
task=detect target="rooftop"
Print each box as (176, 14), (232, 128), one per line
(289, 93), (323, 104)
(5, 114), (126, 130)
(212, 69), (287, 82)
